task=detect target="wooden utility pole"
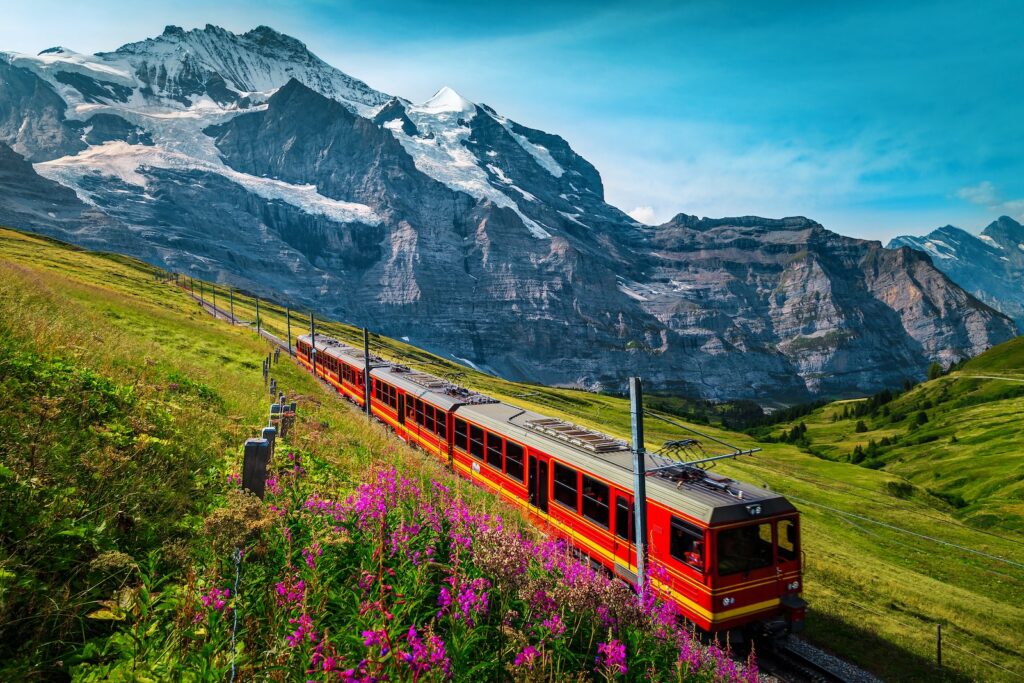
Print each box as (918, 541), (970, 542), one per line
(937, 624), (942, 670)
(630, 377), (649, 591)
(212, 284), (217, 317)
(199, 280), (204, 305)
(255, 296), (261, 336)
(286, 307), (292, 355)
(229, 288), (235, 324)
(363, 328), (372, 416)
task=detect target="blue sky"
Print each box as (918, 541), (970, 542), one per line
(2, 0), (1021, 241)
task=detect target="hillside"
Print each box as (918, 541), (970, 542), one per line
(0, 227), (764, 682)
(2, 228), (1020, 680)
(761, 337), (1024, 532)
(0, 24), (1017, 403)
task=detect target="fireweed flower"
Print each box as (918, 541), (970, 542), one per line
(539, 613), (566, 638)
(286, 613), (317, 647)
(200, 587), (230, 611)
(302, 542), (322, 569)
(275, 573), (306, 608)
(362, 628), (389, 654)
(596, 639), (628, 676)
(513, 645), (540, 669)
(397, 626), (452, 679)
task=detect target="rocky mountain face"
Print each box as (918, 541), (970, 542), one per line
(0, 25), (1016, 404)
(889, 217), (1024, 329)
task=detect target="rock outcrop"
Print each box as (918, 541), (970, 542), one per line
(890, 217), (1024, 329)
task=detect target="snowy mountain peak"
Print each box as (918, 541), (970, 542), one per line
(415, 86), (476, 115)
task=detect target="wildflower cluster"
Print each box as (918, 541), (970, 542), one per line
(181, 453), (759, 681)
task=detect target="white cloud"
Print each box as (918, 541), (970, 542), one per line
(627, 206), (657, 224)
(955, 181), (1024, 221)
(956, 181), (999, 206)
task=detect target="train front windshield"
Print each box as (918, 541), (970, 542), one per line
(717, 517), (799, 577)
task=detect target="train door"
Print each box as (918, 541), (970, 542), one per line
(528, 456), (548, 513)
(775, 517), (800, 595)
(613, 495), (636, 577)
(397, 394), (406, 426)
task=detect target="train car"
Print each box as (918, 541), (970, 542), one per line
(453, 401), (805, 636)
(296, 334), (383, 408)
(365, 366), (496, 461)
(292, 334), (805, 637)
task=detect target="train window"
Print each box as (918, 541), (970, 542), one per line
(615, 498), (632, 541)
(486, 432), (503, 470)
(469, 425), (485, 460)
(669, 517), (704, 571)
(581, 476), (609, 529)
(505, 442), (524, 482)
(777, 519), (797, 562)
(436, 412), (447, 439)
(373, 381), (382, 401)
(455, 419), (468, 451)
(425, 404), (436, 433)
(552, 462), (578, 512)
(407, 397), (415, 419)
(717, 523), (774, 576)
(416, 400), (425, 426)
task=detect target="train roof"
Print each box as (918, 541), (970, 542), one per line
(371, 364), (499, 412)
(296, 333), (794, 525)
(454, 401), (795, 525)
(298, 334), (388, 368)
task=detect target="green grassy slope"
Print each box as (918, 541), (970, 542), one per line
(1, 227), (1023, 681)
(762, 338), (1024, 534)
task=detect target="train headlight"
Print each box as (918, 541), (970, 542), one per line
(722, 597), (735, 607)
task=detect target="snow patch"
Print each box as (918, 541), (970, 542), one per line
(451, 354), (482, 372)
(35, 141), (381, 225)
(922, 241), (955, 260)
(558, 210), (589, 228)
(979, 234), (1004, 249)
(486, 163), (511, 184)
(412, 86), (476, 116)
(617, 279), (649, 302)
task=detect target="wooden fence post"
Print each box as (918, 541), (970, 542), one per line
(242, 438), (270, 499)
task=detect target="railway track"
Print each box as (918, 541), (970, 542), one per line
(761, 637), (881, 683)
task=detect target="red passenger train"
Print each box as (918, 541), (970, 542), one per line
(296, 334), (806, 637)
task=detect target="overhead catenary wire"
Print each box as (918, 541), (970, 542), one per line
(785, 494), (1024, 570)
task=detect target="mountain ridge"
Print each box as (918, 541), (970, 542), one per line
(889, 216), (1024, 328)
(0, 24), (1016, 403)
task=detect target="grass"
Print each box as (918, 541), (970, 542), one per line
(761, 348), (1024, 534)
(1, 226), (1023, 681)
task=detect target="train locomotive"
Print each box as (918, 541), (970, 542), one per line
(295, 334), (806, 637)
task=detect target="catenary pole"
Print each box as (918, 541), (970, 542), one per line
(630, 377), (649, 591)
(310, 312), (317, 377)
(286, 307), (292, 355)
(363, 328), (372, 416)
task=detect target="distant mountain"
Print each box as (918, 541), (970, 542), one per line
(0, 24), (1016, 403)
(889, 217), (1024, 328)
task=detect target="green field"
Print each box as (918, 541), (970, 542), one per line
(761, 338), (1024, 534)
(1, 227), (1023, 681)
